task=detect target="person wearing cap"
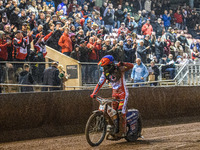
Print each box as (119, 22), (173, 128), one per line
(69, 32), (77, 49)
(118, 30), (126, 42)
(141, 19), (153, 36)
(91, 55), (134, 139)
(79, 40), (91, 62)
(68, 5), (77, 19)
(163, 27), (175, 42)
(67, 0), (78, 15)
(76, 29), (85, 44)
(33, 25), (54, 59)
(117, 22), (128, 36)
(19, 63), (34, 92)
(21, 22), (33, 61)
(176, 55), (185, 64)
(46, 22), (63, 52)
(70, 44), (80, 61)
(91, 23), (98, 31)
(13, 30), (33, 61)
(52, 15), (58, 25)
(58, 27), (72, 56)
(83, 20), (92, 36)
(42, 62), (61, 91)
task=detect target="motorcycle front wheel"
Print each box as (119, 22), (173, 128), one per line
(85, 113), (107, 147)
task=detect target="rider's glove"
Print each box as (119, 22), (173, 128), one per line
(90, 94), (96, 98)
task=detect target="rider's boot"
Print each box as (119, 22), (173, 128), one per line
(113, 115), (119, 134)
(115, 112), (126, 137)
(106, 114), (119, 140)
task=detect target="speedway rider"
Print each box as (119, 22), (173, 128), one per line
(90, 55), (133, 139)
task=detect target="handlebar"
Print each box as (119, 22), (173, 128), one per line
(95, 96), (122, 104)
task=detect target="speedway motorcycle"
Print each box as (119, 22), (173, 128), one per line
(85, 96), (142, 146)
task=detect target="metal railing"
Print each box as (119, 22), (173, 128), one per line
(0, 83), (61, 93)
(187, 64), (200, 86)
(0, 61), (52, 85)
(81, 62), (183, 84)
(1, 60), (199, 93)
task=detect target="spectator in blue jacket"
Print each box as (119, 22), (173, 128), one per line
(162, 10), (171, 31)
(131, 58), (149, 87)
(43, 0), (55, 8)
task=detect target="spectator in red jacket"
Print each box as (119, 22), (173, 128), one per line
(0, 31), (12, 61)
(58, 27), (72, 56)
(118, 22), (128, 36)
(141, 19), (153, 36)
(87, 37), (98, 62)
(34, 26), (54, 59)
(13, 30), (33, 61)
(94, 39), (102, 60)
(174, 9), (183, 30)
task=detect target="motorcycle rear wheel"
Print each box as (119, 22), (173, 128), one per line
(85, 113), (107, 146)
(125, 116), (142, 142)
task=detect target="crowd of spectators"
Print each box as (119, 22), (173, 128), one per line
(0, 0), (200, 88)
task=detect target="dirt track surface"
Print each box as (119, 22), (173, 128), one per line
(1, 120), (200, 150)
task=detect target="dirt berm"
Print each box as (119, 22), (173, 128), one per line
(0, 86), (199, 142)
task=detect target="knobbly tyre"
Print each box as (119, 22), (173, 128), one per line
(85, 96), (142, 147)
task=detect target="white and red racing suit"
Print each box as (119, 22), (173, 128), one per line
(91, 62), (134, 114)
(34, 32), (53, 58)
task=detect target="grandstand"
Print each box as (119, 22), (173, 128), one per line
(0, 0), (200, 93)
